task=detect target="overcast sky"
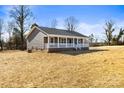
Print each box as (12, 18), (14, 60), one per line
(1, 5), (124, 41)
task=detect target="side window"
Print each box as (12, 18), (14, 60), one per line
(51, 38), (53, 43)
(60, 38), (66, 43)
(63, 38), (66, 43)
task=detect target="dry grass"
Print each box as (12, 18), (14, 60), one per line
(1, 46), (124, 87)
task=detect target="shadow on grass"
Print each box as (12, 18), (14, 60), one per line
(54, 49), (109, 56)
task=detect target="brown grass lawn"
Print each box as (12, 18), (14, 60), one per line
(1, 46), (124, 88)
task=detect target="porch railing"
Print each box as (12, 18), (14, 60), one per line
(44, 43), (89, 48)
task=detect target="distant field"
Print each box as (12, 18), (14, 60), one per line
(1, 46), (124, 87)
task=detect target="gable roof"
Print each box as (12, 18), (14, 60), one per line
(26, 25), (88, 39)
(39, 26), (88, 37)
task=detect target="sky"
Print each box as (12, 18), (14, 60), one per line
(1, 5), (124, 41)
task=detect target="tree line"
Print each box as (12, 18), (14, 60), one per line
(0, 6), (79, 51)
(0, 6), (33, 51)
(89, 20), (124, 46)
(0, 6), (123, 51)
(104, 20), (124, 45)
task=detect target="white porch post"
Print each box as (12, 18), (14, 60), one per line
(87, 38), (89, 47)
(73, 38), (74, 47)
(66, 37), (67, 48)
(82, 38), (84, 47)
(58, 37), (59, 48)
(77, 38), (78, 47)
(48, 36), (50, 49)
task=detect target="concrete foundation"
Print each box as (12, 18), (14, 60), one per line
(47, 47), (89, 52)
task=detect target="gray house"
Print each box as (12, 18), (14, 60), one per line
(26, 25), (89, 52)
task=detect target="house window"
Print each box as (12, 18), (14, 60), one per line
(67, 38), (72, 43)
(82, 39), (83, 43)
(50, 38), (54, 43)
(63, 38), (66, 43)
(60, 38), (66, 43)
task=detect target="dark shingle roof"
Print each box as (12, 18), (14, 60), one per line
(39, 26), (88, 37)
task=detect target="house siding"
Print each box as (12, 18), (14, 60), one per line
(27, 28), (46, 50)
(26, 26), (89, 52)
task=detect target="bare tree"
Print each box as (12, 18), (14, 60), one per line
(0, 19), (3, 50)
(10, 5), (33, 50)
(7, 21), (15, 40)
(51, 19), (58, 28)
(104, 20), (115, 45)
(116, 28), (124, 43)
(89, 33), (95, 44)
(112, 28), (124, 45)
(64, 16), (78, 31)
(7, 21), (15, 49)
(12, 28), (21, 49)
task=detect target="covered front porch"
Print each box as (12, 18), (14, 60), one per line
(44, 36), (89, 49)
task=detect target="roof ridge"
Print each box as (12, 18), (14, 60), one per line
(41, 27), (61, 30)
(40, 26), (77, 32)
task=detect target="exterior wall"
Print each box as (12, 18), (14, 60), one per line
(26, 26), (89, 52)
(27, 28), (46, 50)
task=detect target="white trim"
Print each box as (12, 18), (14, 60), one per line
(44, 43), (89, 49)
(48, 34), (88, 39)
(73, 38), (74, 47)
(26, 26), (36, 39)
(83, 39), (84, 47)
(66, 37), (67, 48)
(36, 26), (48, 35)
(57, 37), (59, 48)
(26, 26), (47, 39)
